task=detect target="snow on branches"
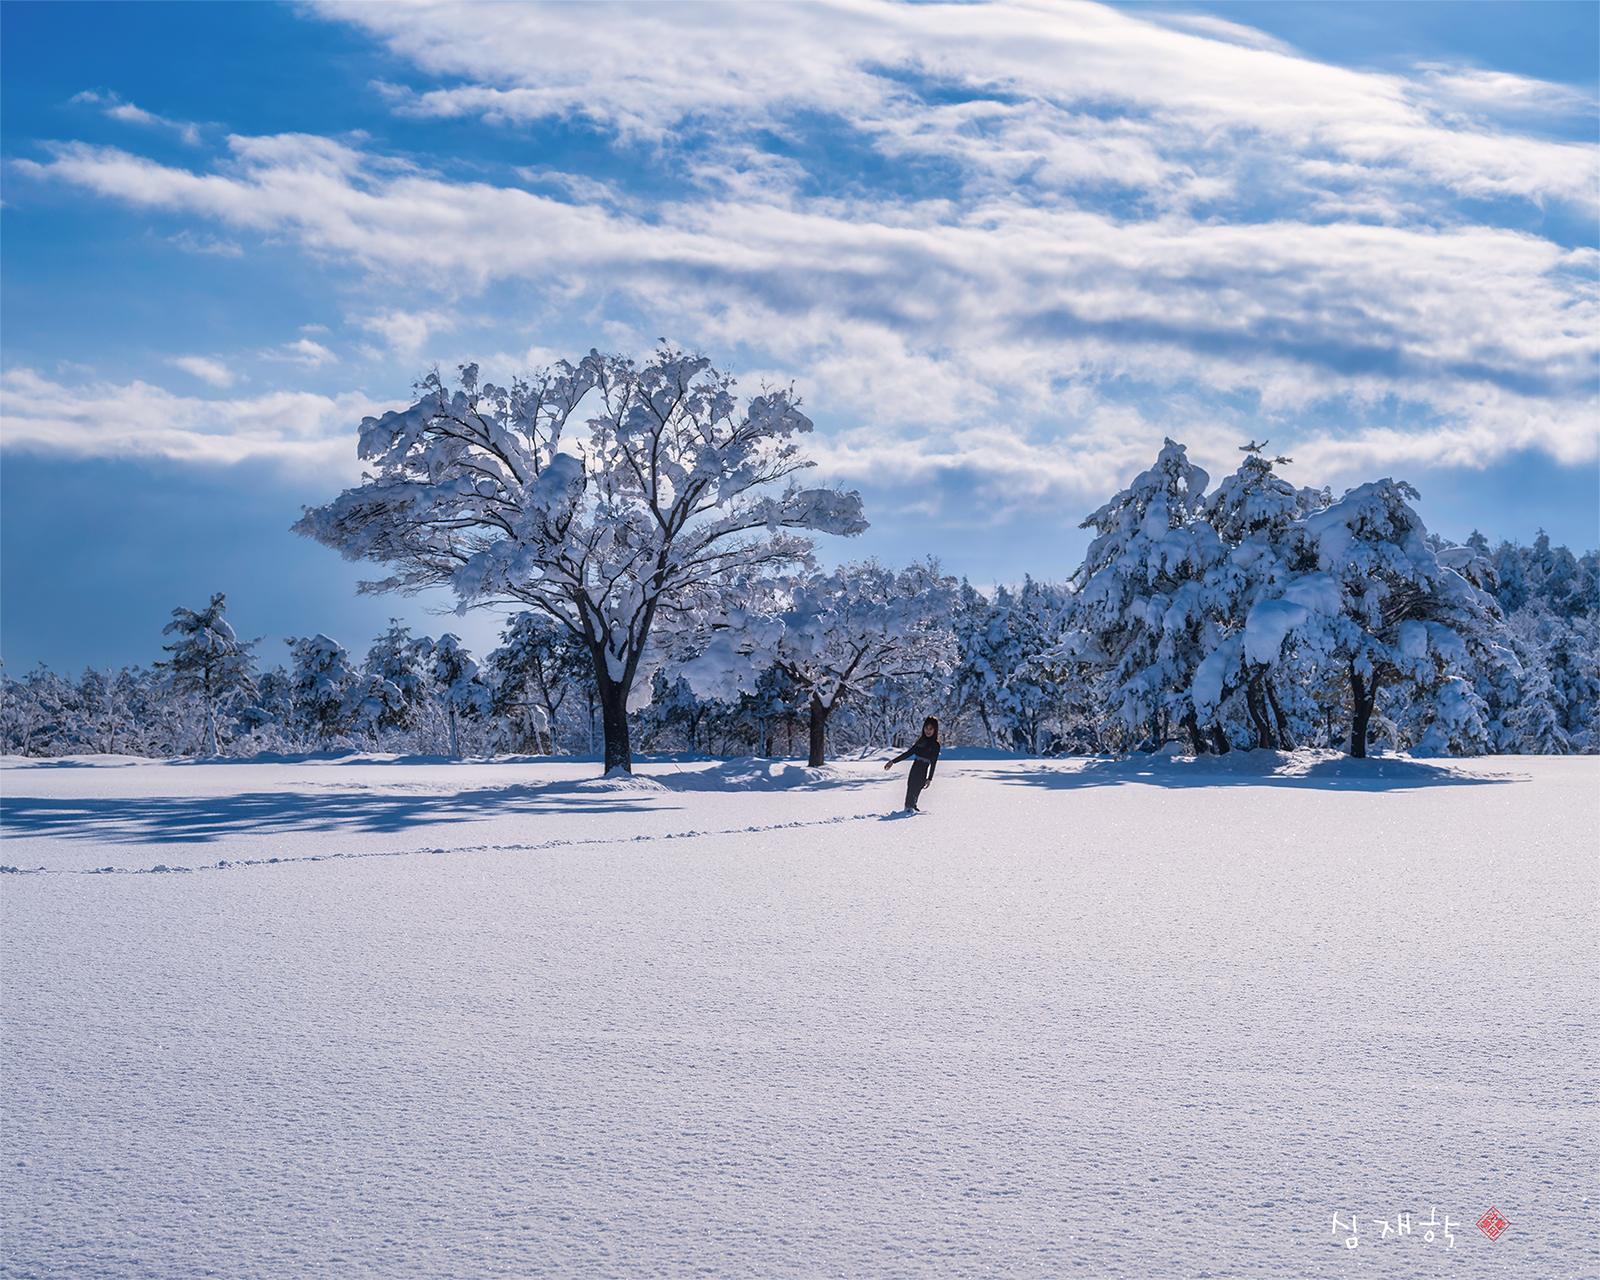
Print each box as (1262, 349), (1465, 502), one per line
(1062, 440), (1514, 756)
(158, 593), (260, 756)
(679, 560), (956, 766)
(295, 347), (867, 772)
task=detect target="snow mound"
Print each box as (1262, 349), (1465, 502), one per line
(660, 758), (857, 792)
(574, 767), (669, 793)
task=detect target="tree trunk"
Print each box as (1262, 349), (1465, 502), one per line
(1181, 709), (1206, 755)
(1210, 722), (1231, 754)
(807, 693), (831, 767)
(1245, 670), (1277, 750)
(598, 678), (631, 772)
(1265, 678), (1296, 751)
(203, 674), (220, 756)
(540, 693), (561, 756)
(1349, 664), (1380, 758)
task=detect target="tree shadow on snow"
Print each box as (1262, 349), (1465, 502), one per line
(0, 782), (672, 846)
(977, 751), (1524, 793)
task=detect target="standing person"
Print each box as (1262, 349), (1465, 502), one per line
(884, 716), (941, 812)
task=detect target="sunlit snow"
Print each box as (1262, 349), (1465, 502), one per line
(2, 750), (1591, 1277)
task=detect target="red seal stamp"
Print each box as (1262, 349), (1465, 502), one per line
(1477, 1207), (1509, 1240)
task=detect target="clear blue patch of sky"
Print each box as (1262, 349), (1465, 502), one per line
(0, 2), (393, 145)
(1, 196), (358, 385)
(1124, 0), (1599, 91)
(1404, 451), (1598, 551)
(0, 454), (505, 673)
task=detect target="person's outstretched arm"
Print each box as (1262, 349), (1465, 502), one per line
(883, 746), (914, 770)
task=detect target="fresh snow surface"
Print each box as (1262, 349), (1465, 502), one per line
(2, 750), (1593, 1278)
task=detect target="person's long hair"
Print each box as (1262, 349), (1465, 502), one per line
(922, 715), (940, 740)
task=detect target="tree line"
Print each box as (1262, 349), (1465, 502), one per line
(4, 349), (1594, 763)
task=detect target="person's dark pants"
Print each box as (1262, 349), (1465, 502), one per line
(905, 759), (930, 810)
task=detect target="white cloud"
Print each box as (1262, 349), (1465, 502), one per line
(21, 2), (1598, 515)
(354, 308), (457, 358)
(262, 338), (339, 369)
(21, 128), (1597, 494)
(1136, 10), (1299, 56)
(71, 89), (202, 145)
(168, 355), (238, 388)
(320, 0), (1595, 210)
(1415, 62), (1597, 118)
(0, 367), (395, 473)
(167, 229), (244, 257)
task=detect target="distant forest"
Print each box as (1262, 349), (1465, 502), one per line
(5, 525), (1592, 762)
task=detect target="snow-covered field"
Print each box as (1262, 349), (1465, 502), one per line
(2, 749), (1592, 1279)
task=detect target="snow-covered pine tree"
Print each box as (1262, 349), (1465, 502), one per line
(1190, 443), (1331, 751)
(367, 622), (432, 718)
(340, 621), (434, 749)
(635, 671), (721, 754)
(157, 594), (261, 756)
(952, 576), (1074, 752)
(235, 666), (298, 750)
(1549, 614), (1600, 751)
(488, 612), (592, 754)
(429, 634), (491, 757)
(1069, 438), (1224, 752)
(286, 634), (362, 747)
(1514, 609), (1600, 752)
(680, 559), (957, 766)
(1279, 481), (1506, 757)
(295, 349), (867, 774)
(1505, 643), (1571, 754)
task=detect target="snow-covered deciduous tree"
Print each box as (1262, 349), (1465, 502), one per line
(157, 594), (260, 756)
(0, 665), (68, 757)
(295, 349), (866, 773)
(680, 559), (956, 766)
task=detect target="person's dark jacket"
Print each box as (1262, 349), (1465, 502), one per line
(890, 737), (940, 779)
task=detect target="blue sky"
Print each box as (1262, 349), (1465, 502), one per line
(3, 0), (1596, 673)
